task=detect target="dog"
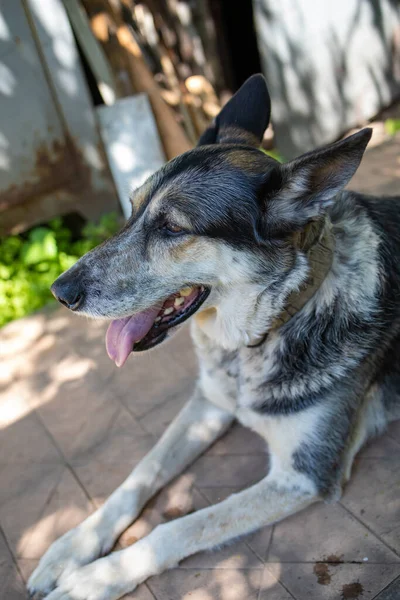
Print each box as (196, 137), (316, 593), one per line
(28, 74), (400, 600)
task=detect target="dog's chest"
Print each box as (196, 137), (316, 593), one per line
(194, 326), (281, 415)
(197, 342), (239, 412)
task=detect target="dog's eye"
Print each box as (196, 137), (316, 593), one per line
(162, 222), (185, 236)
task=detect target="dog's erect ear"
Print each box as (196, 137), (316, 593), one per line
(262, 128), (372, 234)
(198, 74), (271, 147)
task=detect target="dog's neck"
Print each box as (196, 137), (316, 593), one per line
(248, 219), (335, 347)
(194, 219), (335, 350)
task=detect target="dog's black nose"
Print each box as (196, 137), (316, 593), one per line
(51, 272), (84, 311)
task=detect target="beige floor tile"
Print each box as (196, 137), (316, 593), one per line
(120, 585), (156, 600)
(0, 562), (28, 600)
(270, 500), (399, 564)
(359, 433), (400, 459)
(258, 566), (294, 600)
(112, 368), (195, 422)
(374, 575), (400, 600)
(139, 392), (191, 437)
(349, 134), (400, 196)
(272, 562), (400, 600)
(148, 567), (263, 600)
(0, 529), (15, 566)
(0, 411), (61, 464)
(0, 463), (63, 556)
(110, 327), (198, 419)
(186, 454), (268, 488)
(342, 457), (400, 555)
(39, 390), (151, 464)
(16, 468), (92, 559)
(207, 423), (267, 456)
(1, 526), (20, 600)
(73, 441), (198, 508)
(0, 382), (32, 430)
(36, 386), (123, 458)
(16, 558), (38, 583)
(73, 462), (137, 504)
(387, 420), (400, 444)
(70, 426), (154, 468)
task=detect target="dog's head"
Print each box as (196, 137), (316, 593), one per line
(51, 75), (371, 364)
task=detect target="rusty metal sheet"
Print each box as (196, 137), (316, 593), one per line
(0, 0), (118, 233)
(0, 2), (73, 212)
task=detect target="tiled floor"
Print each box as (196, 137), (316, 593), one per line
(1, 135), (400, 600)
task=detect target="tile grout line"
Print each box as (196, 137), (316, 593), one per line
(16, 469), (65, 560)
(0, 524), (21, 572)
(138, 381), (195, 420)
(339, 501), (400, 559)
(33, 408), (96, 507)
(31, 409), (68, 465)
(264, 524), (275, 563)
(144, 582), (158, 600)
(386, 433), (400, 448)
(113, 393), (157, 439)
(115, 377), (194, 422)
(371, 574), (400, 600)
(256, 561), (297, 600)
(244, 539), (265, 565)
(256, 571), (264, 600)
(192, 485), (211, 507)
(274, 577), (297, 600)
(65, 463), (98, 508)
(256, 579), (262, 600)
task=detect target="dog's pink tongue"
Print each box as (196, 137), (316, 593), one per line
(106, 307), (159, 367)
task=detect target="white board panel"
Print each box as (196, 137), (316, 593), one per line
(97, 94), (165, 219)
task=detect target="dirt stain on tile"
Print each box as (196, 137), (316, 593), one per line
(341, 581), (364, 599)
(325, 554), (344, 564)
(313, 562), (331, 585)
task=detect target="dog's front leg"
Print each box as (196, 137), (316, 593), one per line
(28, 389), (233, 598)
(42, 471), (318, 600)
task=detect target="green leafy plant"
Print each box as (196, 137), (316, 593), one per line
(0, 212), (120, 328)
(384, 118), (400, 136)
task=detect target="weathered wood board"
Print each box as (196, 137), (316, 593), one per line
(97, 94), (166, 219)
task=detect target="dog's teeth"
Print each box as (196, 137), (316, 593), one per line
(174, 297), (185, 307)
(200, 285), (205, 292)
(180, 287), (192, 297)
(163, 307), (174, 315)
(155, 316), (162, 322)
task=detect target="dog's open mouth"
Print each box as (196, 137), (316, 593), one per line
(105, 285), (210, 366)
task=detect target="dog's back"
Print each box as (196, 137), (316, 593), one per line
(353, 192), (400, 422)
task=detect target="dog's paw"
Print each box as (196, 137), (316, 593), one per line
(27, 523), (107, 598)
(41, 556), (135, 600)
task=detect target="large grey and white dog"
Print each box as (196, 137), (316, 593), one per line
(29, 75), (400, 600)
